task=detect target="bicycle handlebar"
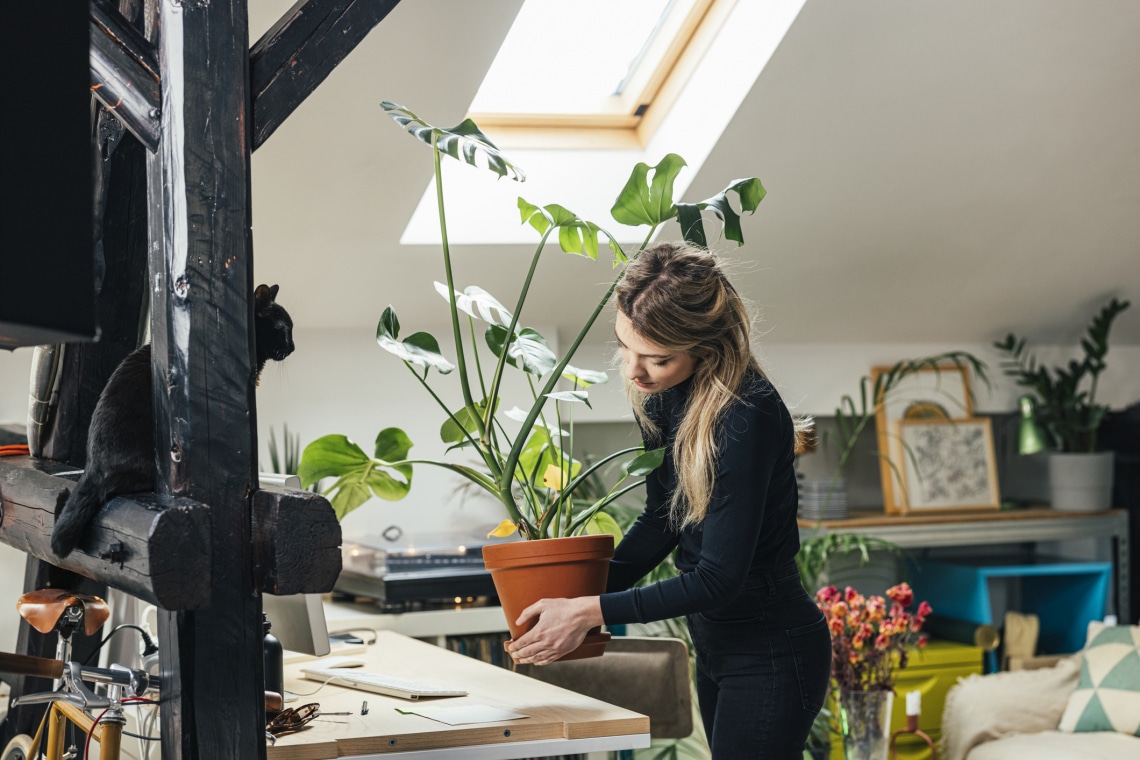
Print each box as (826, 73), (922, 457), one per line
(74, 662), (162, 696)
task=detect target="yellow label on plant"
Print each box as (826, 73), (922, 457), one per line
(486, 519), (518, 538)
(542, 463), (568, 490)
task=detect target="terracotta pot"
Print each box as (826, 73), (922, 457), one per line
(482, 534), (614, 661)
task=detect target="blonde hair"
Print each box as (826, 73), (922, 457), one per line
(617, 242), (762, 528)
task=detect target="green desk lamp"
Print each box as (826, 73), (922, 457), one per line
(1017, 395), (1051, 455)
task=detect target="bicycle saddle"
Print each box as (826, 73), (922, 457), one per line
(16, 589), (109, 636)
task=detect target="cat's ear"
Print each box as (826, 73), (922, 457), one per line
(269, 284), (280, 300)
(254, 284), (270, 308)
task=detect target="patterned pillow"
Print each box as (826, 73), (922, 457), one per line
(1058, 621), (1140, 736)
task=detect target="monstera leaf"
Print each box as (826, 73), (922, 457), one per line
(376, 307), (454, 376)
(381, 101), (524, 181)
(434, 283), (513, 327)
(676, 177), (767, 247)
(298, 430), (413, 520)
(610, 153), (687, 228)
(518, 199), (625, 263)
(485, 324), (557, 377)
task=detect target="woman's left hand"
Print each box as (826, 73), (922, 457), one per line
(506, 596), (604, 666)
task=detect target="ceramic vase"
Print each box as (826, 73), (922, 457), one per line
(1049, 451), (1115, 511)
(482, 534), (614, 661)
(839, 688), (894, 760)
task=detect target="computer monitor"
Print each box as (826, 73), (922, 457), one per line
(262, 593), (331, 658)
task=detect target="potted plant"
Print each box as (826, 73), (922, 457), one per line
(298, 102), (766, 659)
(994, 297), (1131, 510)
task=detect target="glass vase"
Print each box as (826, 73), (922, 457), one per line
(839, 688), (894, 760)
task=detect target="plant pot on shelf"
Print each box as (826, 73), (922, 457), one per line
(482, 534), (614, 662)
(1049, 451), (1115, 511)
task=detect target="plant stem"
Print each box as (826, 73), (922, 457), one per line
(433, 139), (481, 436)
(483, 229), (555, 445)
(405, 362), (502, 482)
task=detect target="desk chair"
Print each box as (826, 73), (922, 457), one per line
(515, 636), (693, 740)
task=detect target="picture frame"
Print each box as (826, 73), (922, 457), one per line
(896, 417), (1000, 512)
(872, 364), (973, 513)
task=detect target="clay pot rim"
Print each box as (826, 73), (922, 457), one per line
(482, 534), (614, 568)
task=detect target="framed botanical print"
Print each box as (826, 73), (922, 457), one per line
(872, 364), (973, 513)
(896, 417), (1001, 512)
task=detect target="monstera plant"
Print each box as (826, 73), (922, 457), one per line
(297, 101), (766, 542)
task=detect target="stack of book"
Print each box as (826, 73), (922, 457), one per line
(797, 475), (848, 521)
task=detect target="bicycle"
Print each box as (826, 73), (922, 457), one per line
(0, 590), (161, 760)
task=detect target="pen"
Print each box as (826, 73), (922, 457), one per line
(361, 701), (369, 715)
(318, 710), (353, 716)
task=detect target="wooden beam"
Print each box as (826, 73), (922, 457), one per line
(253, 486), (342, 596)
(250, 0), (401, 149)
(147, 0), (265, 756)
(90, 0), (161, 152)
(0, 457), (211, 610)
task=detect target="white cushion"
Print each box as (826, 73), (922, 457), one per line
(966, 730), (1140, 760)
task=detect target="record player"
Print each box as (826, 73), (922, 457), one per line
(334, 530), (499, 610)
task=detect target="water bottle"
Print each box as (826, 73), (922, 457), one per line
(263, 613), (284, 697)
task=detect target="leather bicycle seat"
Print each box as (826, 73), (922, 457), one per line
(16, 589), (110, 636)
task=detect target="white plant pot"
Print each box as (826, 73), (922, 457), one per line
(1049, 452), (1115, 511)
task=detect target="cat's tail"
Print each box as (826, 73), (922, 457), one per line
(51, 474), (104, 558)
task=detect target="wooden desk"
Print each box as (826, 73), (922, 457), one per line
(268, 631), (650, 759)
(799, 507), (1131, 623)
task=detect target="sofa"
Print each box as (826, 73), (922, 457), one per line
(940, 622), (1140, 760)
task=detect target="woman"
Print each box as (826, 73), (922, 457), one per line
(506, 243), (832, 758)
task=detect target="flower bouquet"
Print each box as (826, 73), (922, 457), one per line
(815, 582), (932, 760)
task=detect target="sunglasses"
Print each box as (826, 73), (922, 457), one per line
(266, 703), (320, 737)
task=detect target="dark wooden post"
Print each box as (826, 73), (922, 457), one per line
(145, 0), (265, 756)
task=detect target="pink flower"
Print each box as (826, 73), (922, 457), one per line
(816, 581), (932, 692)
(887, 582), (914, 607)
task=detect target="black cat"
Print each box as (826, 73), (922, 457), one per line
(51, 283), (294, 558)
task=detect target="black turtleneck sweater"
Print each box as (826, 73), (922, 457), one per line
(598, 371), (801, 625)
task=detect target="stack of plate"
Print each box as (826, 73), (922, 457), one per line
(798, 475), (848, 521)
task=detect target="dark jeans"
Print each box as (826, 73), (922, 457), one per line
(686, 562), (832, 759)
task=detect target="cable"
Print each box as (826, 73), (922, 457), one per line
(84, 697), (157, 760)
(283, 674), (341, 698)
(83, 623), (160, 664)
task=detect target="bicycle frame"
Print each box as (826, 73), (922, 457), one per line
(10, 661), (159, 760)
(24, 698), (123, 760)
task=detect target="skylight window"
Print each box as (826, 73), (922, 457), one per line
(469, 0), (714, 134)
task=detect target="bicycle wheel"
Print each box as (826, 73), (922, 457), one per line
(0, 734), (36, 760)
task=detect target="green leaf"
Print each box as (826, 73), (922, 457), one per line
(434, 283), (513, 327)
(298, 435), (370, 487)
(300, 432), (413, 520)
(365, 467), (412, 502)
(582, 511), (623, 543)
(562, 364), (609, 388)
(485, 324), (557, 377)
(519, 198), (626, 264)
(376, 307), (455, 374)
(624, 446), (666, 477)
(327, 476), (373, 520)
(675, 177), (766, 246)
(374, 427), (413, 466)
(440, 399), (498, 444)
(381, 101), (525, 181)
(546, 390), (592, 409)
(611, 154), (688, 228)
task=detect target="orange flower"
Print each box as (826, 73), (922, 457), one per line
(816, 582), (932, 693)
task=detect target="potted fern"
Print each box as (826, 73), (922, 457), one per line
(994, 297), (1131, 510)
(298, 102), (766, 659)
